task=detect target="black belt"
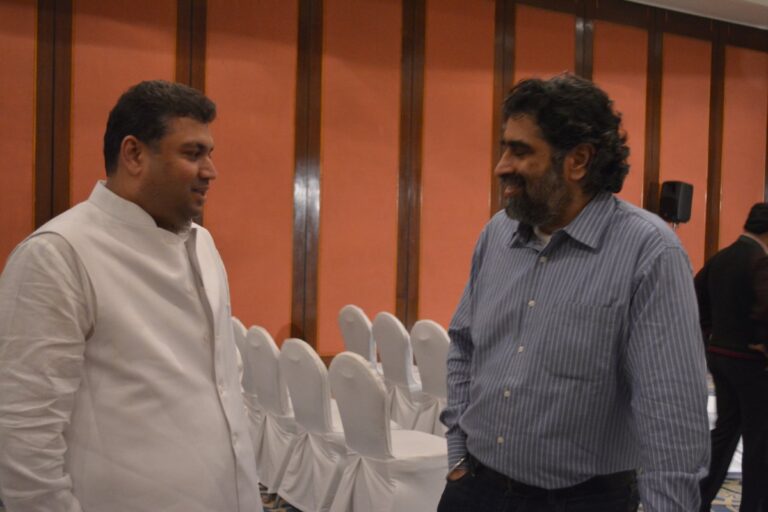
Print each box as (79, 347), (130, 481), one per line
(467, 454), (636, 499)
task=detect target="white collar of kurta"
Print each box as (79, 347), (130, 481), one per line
(89, 181), (194, 242)
(743, 231), (768, 255)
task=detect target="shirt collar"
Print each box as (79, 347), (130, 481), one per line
(510, 191), (615, 250)
(88, 181), (194, 242)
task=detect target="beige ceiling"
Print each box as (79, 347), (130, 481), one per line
(626, 0), (768, 29)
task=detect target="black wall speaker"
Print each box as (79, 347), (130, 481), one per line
(659, 181), (693, 223)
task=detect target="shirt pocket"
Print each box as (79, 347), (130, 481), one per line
(538, 302), (621, 381)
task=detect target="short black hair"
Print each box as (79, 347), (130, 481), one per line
(502, 73), (630, 194)
(745, 202), (768, 235)
(103, 80), (216, 175)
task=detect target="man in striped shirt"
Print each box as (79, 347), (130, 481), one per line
(438, 74), (710, 512)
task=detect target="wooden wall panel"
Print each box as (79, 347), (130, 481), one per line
(719, 46), (768, 248)
(419, 0), (495, 328)
(205, 0), (297, 341)
(395, 0), (425, 330)
(515, 4), (575, 79)
(316, 0), (402, 355)
(0, 0), (36, 263)
(70, 0), (176, 205)
(592, 21), (647, 207)
(658, 34), (711, 271)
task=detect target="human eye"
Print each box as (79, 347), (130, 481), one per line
(182, 145), (205, 160)
(502, 141), (531, 157)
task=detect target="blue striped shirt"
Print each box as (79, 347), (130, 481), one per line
(442, 192), (710, 511)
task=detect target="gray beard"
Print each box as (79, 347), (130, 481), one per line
(504, 195), (559, 227)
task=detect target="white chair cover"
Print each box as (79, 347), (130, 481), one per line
(277, 338), (347, 512)
(232, 317), (264, 433)
(328, 352), (447, 512)
(231, 316), (247, 378)
(338, 305), (377, 367)
(410, 320), (450, 435)
(241, 326), (297, 493)
(372, 312), (426, 430)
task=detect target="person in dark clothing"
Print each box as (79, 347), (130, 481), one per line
(695, 202), (768, 512)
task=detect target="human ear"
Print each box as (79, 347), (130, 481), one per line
(120, 136), (145, 177)
(565, 143), (594, 182)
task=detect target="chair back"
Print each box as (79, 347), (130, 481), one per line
(338, 305), (376, 366)
(231, 316), (247, 350)
(279, 338), (333, 433)
(243, 326), (291, 415)
(329, 352), (392, 458)
(410, 320), (449, 399)
(231, 316), (248, 376)
(372, 312), (417, 389)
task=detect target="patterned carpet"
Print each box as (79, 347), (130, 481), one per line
(0, 479), (742, 511)
(259, 480), (743, 511)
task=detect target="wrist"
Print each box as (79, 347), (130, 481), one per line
(446, 455), (470, 481)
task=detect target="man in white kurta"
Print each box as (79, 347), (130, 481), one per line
(0, 80), (261, 512)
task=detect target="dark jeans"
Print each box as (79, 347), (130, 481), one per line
(437, 456), (639, 512)
(700, 353), (768, 512)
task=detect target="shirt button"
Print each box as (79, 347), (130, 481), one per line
(518, 346), (525, 353)
(503, 389), (511, 398)
(527, 299), (535, 307)
(497, 436), (504, 444)
(218, 383), (226, 396)
(539, 256), (548, 263)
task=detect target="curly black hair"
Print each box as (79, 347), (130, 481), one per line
(502, 73), (630, 194)
(103, 80), (216, 175)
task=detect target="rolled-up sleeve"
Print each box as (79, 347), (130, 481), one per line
(625, 246), (710, 512)
(0, 234), (94, 512)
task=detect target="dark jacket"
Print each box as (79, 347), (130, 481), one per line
(694, 235), (768, 355)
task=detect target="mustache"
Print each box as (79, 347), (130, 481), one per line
(499, 174), (526, 189)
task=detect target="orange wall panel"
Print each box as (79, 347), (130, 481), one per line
(515, 4), (575, 80)
(316, 0), (402, 355)
(70, 0), (176, 205)
(0, 0), (35, 263)
(658, 34), (711, 271)
(419, 0), (495, 328)
(205, 0), (297, 342)
(592, 21), (647, 207)
(719, 46), (768, 249)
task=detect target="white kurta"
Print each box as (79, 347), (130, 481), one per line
(0, 183), (261, 512)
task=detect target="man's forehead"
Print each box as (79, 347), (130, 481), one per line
(502, 114), (545, 142)
(162, 117), (213, 143)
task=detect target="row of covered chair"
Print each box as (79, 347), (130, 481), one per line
(232, 316), (448, 512)
(338, 305), (450, 435)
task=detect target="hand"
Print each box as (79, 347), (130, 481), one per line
(446, 455), (470, 482)
(446, 466), (469, 482)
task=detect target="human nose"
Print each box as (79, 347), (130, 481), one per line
(201, 157), (218, 180)
(494, 148), (516, 177)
